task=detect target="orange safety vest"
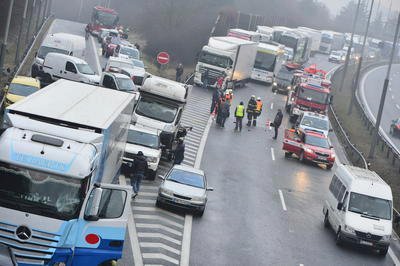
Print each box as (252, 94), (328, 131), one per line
(256, 100), (263, 113)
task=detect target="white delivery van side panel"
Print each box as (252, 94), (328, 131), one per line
(232, 43), (258, 81)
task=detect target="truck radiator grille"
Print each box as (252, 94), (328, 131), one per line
(0, 221), (60, 265)
(199, 66), (224, 84)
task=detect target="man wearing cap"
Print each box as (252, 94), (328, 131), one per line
(129, 151), (148, 198)
(246, 95), (257, 127)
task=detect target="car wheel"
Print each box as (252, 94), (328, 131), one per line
(284, 152), (292, 158)
(327, 164), (333, 170)
(390, 126), (394, 135)
(335, 228), (342, 245)
(324, 212), (330, 228)
(299, 151), (305, 163)
(31, 66), (38, 78)
(44, 74), (52, 83)
(197, 207), (205, 217)
(379, 246), (389, 256)
(155, 199), (161, 208)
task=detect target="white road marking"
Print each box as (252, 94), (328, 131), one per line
(119, 176), (144, 266)
(180, 215), (193, 266)
(134, 214), (184, 228)
(138, 232), (182, 245)
(389, 87), (392, 91)
(140, 242), (181, 255)
(270, 102), (274, 110)
(271, 148), (275, 161)
(278, 189), (287, 211)
(133, 206), (185, 220)
(396, 104), (400, 110)
(142, 253), (179, 265)
(389, 247), (400, 266)
(194, 116), (212, 169)
(136, 223), (183, 236)
(300, 264), (304, 266)
(90, 35), (102, 74)
(392, 95), (395, 100)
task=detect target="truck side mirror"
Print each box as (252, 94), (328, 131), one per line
(84, 187), (103, 221)
(337, 202), (343, 211)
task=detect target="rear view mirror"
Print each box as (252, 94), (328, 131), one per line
(337, 202), (343, 211)
(206, 187), (214, 191)
(84, 187), (103, 221)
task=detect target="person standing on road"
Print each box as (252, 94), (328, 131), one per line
(210, 88), (221, 114)
(253, 97), (263, 126)
(234, 101), (245, 131)
(272, 109), (283, 140)
(130, 151), (148, 198)
(174, 139), (185, 165)
(202, 69), (209, 89)
(217, 75), (225, 90)
(246, 95), (257, 127)
(176, 63), (184, 82)
(217, 98), (230, 128)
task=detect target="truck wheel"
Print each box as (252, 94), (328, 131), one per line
(324, 212), (330, 228)
(379, 246), (389, 256)
(299, 151), (305, 163)
(284, 152), (292, 158)
(335, 228), (342, 246)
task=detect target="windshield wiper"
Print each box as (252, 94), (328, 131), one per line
(168, 179), (186, 185)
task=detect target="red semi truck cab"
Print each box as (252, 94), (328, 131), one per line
(87, 6), (119, 36)
(286, 78), (332, 122)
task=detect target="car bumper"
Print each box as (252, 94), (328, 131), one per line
(157, 194), (205, 211)
(304, 153), (334, 165)
(340, 231), (390, 249)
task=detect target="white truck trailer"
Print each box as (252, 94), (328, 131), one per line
(194, 36), (258, 88)
(0, 79), (134, 266)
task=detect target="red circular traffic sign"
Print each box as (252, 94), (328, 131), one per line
(157, 52), (170, 65)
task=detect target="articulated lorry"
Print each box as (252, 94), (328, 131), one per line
(194, 36), (257, 88)
(0, 79), (134, 266)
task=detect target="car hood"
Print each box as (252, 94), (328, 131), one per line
(125, 143), (161, 158)
(345, 211), (392, 236)
(163, 180), (206, 198)
(304, 143), (333, 155)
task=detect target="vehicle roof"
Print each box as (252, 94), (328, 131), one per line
(209, 36), (257, 48)
(94, 5), (117, 14)
(104, 71), (131, 79)
(257, 42), (284, 53)
(172, 164), (205, 176)
(45, 53), (88, 64)
(300, 82), (330, 93)
(336, 165), (392, 200)
(228, 28), (261, 36)
(141, 75), (188, 103)
(302, 111), (328, 121)
(11, 76), (40, 87)
(108, 56), (132, 64)
(129, 124), (159, 135)
(8, 79), (134, 129)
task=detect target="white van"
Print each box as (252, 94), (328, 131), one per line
(42, 53), (100, 85)
(32, 33), (85, 78)
(323, 164), (393, 255)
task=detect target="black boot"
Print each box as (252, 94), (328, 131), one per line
(253, 120), (257, 127)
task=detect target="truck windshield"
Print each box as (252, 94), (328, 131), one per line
(279, 35), (297, 50)
(304, 135), (330, 149)
(298, 87), (328, 104)
(348, 192), (392, 220)
(127, 129), (159, 149)
(301, 116), (329, 131)
(198, 51), (232, 69)
(136, 96), (178, 123)
(321, 36), (332, 44)
(276, 68), (293, 82)
(0, 162), (88, 220)
(254, 51), (276, 72)
(95, 10), (118, 27)
(76, 64), (95, 75)
(37, 46), (69, 59)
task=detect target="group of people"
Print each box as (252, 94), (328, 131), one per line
(210, 88), (284, 139)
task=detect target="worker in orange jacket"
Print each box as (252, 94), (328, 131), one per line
(253, 97), (263, 126)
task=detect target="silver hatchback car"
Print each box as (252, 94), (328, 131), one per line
(156, 165), (213, 216)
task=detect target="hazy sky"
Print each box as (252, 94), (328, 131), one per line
(321, 0), (400, 15)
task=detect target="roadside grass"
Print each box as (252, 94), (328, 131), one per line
(332, 65), (400, 212)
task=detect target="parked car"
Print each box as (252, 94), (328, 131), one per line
(3, 76), (40, 107)
(41, 53), (100, 85)
(296, 111), (331, 137)
(156, 165), (213, 216)
(390, 118), (400, 137)
(98, 28), (119, 43)
(329, 50), (345, 63)
(100, 72), (137, 93)
(114, 45), (140, 59)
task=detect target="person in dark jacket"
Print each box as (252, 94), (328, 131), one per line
(176, 63), (184, 82)
(272, 109), (283, 139)
(202, 69), (209, 89)
(210, 88), (221, 114)
(246, 95), (257, 126)
(174, 139), (185, 165)
(217, 98), (230, 128)
(130, 151), (148, 198)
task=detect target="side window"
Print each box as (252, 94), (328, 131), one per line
(175, 109), (183, 126)
(337, 184), (346, 202)
(329, 175), (338, 194)
(333, 179), (342, 199)
(66, 61), (77, 73)
(103, 75), (116, 89)
(98, 189), (126, 219)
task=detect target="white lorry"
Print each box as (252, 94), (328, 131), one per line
(251, 42), (285, 83)
(0, 79), (135, 265)
(227, 28), (261, 42)
(194, 36), (257, 88)
(132, 75), (190, 159)
(256, 26), (274, 43)
(297, 27), (322, 56)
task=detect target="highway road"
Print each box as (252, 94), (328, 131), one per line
(23, 19), (400, 265)
(190, 55), (398, 265)
(361, 64), (400, 154)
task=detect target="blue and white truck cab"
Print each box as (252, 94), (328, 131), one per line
(0, 79), (135, 266)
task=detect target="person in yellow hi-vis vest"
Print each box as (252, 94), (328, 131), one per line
(234, 101), (245, 131)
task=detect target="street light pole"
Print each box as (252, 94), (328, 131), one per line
(35, 0), (43, 33)
(26, 0), (35, 45)
(368, 13), (400, 158)
(0, 0), (15, 75)
(15, 0), (29, 65)
(338, 0), (362, 92)
(348, 0), (375, 115)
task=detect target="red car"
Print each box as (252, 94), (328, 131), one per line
(283, 128), (335, 169)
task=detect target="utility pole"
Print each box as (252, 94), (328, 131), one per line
(236, 11), (240, 28)
(26, 0), (35, 45)
(338, 0), (362, 92)
(78, 0), (84, 22)
(369, 13), (400, 158)
(0, 0), (15, 75)
(15, 0), (29, 65)
(35, 0), (43, 33)
(348, 0), (375, 115)
(248, 14), (252, 30)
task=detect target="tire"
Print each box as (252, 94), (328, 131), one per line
(324, 212), (330, 228)
(327, 164), (333, 170)
(335, 228), (342, 246)
(155, 199), (161, 208)
(379, 246), (389, 256)
(31, 65), (38, 78)
(285, 104), (291, 113)
(43, 74), (52, 83)
(299, 151), (305, 163)
(196, 207), (205, 217)
(284, 152), (292, 158)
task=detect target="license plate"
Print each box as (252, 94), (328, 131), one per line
(173, 198), (186, 204)
(317, 156), (326, 160)
(360, 240), (373, 246)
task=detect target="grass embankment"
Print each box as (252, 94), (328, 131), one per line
(332, 65), (400, 211)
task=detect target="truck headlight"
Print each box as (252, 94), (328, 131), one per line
(146, 156), (158, 163)
(287, 86), (292, 90)
(344, 225), (355, 234)
(191, 196), (206, 203)
(273, 82), (277, 86)
(163, 124), (174, 132)
(382, 234), (391, 241)
(304, 148), (314, 154)
(159, 187), (173, 196)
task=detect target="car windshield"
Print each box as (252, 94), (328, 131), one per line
(254, 51), (276, 72)
(116, 77), (135, 92)
(0, 161), (88, 220)
(348, 192), (392, 220)
(198, 51), (233, 68)
(167, 169), (205, 189)
(135, 96), (178, 123)
(96, 10), (118, 27)
(121, 47), (139, 59)
(298, 87), (328, 104)
(127, 129), (159, 149)
(133, 59), (145, 68)
(37, 46), (69, 59)
(301, 116), (329, 131)
(305, 134), (330, 148)
(8, 83), (38, 96)
(277, 68), (293, 82)
(76, 64), (95, 75)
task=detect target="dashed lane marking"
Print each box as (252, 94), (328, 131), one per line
(389, 247), (400, 266)
(396, 104), (400, 110)
(142, 253), (179, 265)
(278, 189), (287, 211)
(271, 147), (275, 161)
(271, 102), (274, 110)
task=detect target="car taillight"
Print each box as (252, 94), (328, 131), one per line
(85, 234), (100, 245)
